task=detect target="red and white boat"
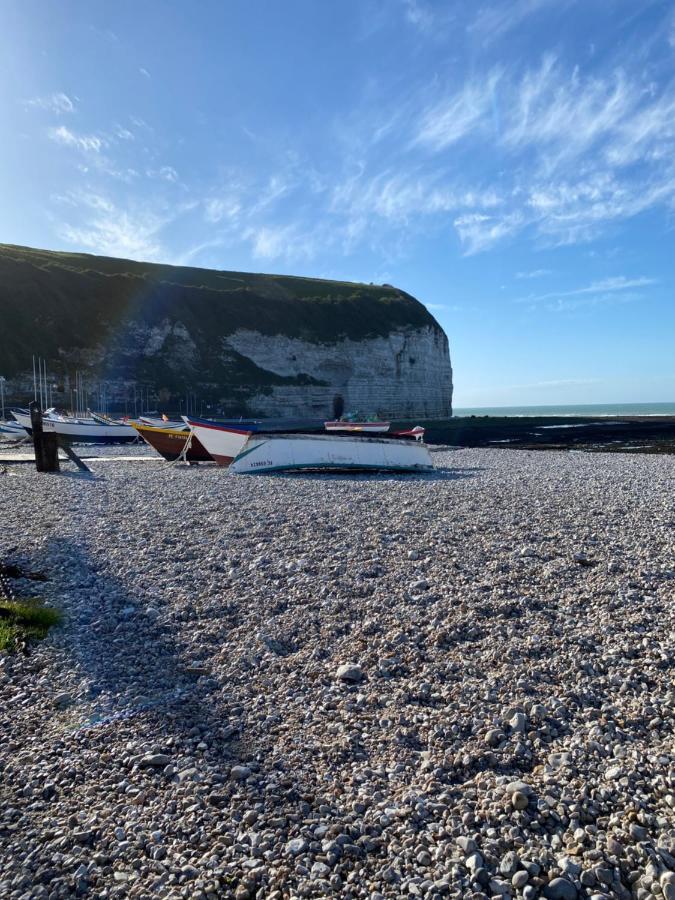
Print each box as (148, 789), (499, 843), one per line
(324, 420), (390, 434)
(184, 416), (252, 466)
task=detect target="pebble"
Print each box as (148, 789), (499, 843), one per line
(335, 662), (364, 683)
(0, 446), (673, 899)
(544, 877), (579, 899)
(511, 790), (529, 810)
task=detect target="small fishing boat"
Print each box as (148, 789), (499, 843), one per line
(11, 410), (138, 444)
(324, 419), (390, 433)
(229, 432), (433, 474)
(132, 422), (212, 462)
(184, 417), (252, 466)
(0, 420), (28, 438)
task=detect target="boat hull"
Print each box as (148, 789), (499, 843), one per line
(132, 423), (212, 462)
(0, 422), (28, 438)
(185, 418), (252, 466)
(11, 411), (138, 443)
(324, 421), (390, 433)
(230, 433), (434, 474)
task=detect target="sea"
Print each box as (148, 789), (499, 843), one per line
(453, 402), (675, 418)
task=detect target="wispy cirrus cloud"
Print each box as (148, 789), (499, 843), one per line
(402, 51), (675, 250)
(243, 223), (320, 262)
(516, 275), (658, 311)
(517, 269), (553, 279)
(469, 0), (571, 43)
(26, 92), (75, 114)
(453, 212), (524, 254)
(401, 0), (435, 33)
(204, 196), (242, 224)
(48, 125), (104, 153)
(414, 70), (502, 151)
(147, 165), (179, 183)
(54, 191), (169, 261)
(40, 5), (675, 271)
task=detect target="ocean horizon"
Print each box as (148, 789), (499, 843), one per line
(453, 402), (675, 418)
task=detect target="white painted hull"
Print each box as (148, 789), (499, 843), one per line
(185, 419), (251, 466)
(11, 411), (137, 442)
(230, 433), (433, 474)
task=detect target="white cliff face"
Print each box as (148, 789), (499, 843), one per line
(223, 326), (453, 418)
(2, 322), (452, 418)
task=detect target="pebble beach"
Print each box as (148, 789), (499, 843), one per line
(0, 447), (674, 900)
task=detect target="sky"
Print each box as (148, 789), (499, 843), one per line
(1, 0), (674, 407)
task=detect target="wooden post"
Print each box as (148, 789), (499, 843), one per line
(29, 401), (59, 472)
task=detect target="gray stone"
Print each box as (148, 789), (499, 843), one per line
(512, 791), (529, 811)
(52, 692), (73, 710)
(512, 870), (529, 889)
(286, 838), (308, 856)
(336, 663), (364, 683)
(486, 728), (505, 747)
(138, 753), (170, 768)
(543, 877), (578, 899)
(457, 836), (478, 854)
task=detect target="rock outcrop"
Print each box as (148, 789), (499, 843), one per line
(0, 244), (453, 418)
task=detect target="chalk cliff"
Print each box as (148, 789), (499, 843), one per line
(0, 244), (453, 418)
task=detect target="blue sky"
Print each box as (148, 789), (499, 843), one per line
(2, 0), (674, 407)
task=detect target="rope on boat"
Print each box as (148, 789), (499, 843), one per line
(167, 427), (195, 467)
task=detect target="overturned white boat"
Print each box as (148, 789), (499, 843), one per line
(230, 432), (433, 475)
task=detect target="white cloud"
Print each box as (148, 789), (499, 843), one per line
(57, 199), (167, 261)
(139, 67), (151, 78)
(516, 269), (553, 279)
(114, 125), (134, 141)
(147, 165), (179, 182)
(48, 125), (104, 153)
(244, 224), (318, 262)
(453, 212), (524, 254)
(415, 70), (501, 151)
(204, 196), (241, 223)
(26, 92), (75, 114)
(516, 275), (657, 310)
(173, 238), (227, 267)
(401, 0), (435, 32)
(469, 0), (568, 43)
(401, 53), (675, 250)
